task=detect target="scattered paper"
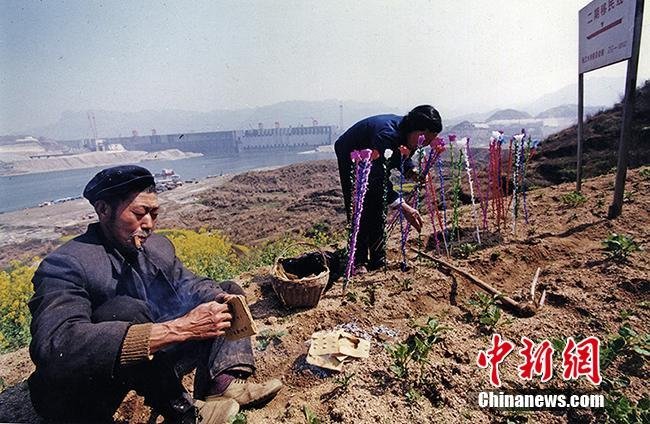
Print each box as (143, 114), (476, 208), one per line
(306, 330), (371, 371)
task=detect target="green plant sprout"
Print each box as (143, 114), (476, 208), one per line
(386, 317), (447, 381)
(453, 242), (478, 259)
(362, 284), (377, 307)
(405, 387), (421, 404)
(256, 329), (287, 351)
(467, 292), (502, 332)
(229, 412), (247, 424)
(602, 233), (639, 261)
(333, 372), (355, 391)
(601, 324), (650, 372)
(639, 167), (650, 179)
(345, 290), (358, 303)
(623, 191), (634, 203)
(560, 191), (587, 207)
(303, 405), (322, 424)
(401, 278), (413, 291)
(604, 393), (649, 423)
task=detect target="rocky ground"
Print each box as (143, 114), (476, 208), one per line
(0, 160), (648, 423)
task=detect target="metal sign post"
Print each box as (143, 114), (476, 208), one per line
(577, 73), (584, 192)
(577, 0), (643, 215)
(608, 0), (644, 218)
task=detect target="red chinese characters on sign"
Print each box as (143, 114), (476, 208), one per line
(477, 334), (515, 387)
(562, 337), (602, 385)
(518, 337), (555, 382)
(477, 335), (601, 387)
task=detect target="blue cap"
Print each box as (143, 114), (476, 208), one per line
(83, 165), (154, 204)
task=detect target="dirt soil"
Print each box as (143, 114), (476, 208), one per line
(0, 160), (648, 423)
(158, 160), (345, 245)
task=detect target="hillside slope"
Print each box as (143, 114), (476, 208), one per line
(529, 80), (650, 186)
(1, 162), (648, 423)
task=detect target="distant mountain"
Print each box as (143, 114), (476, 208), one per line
(528, 80), (650, 186)
(446, 120), (477, 134)
(17, 76), (636, 140)
(535, 104), (604, 119)
(445, 110), (498, 127)
(25, 100), (396, 140)
(517, 76), (625, 115)
(486, 109), (532, 122)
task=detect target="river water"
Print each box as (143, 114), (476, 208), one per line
(0, 151), (334, 214)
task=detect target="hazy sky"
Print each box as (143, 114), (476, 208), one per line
(1, 0), (649, 133)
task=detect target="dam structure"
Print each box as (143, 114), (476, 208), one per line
(58, 125), (335, 157)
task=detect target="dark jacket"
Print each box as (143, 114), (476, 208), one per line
(334, 114), (415, 203)
(28, 223), (223, 387)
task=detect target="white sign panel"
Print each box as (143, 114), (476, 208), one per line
(579, 0), (637, 74)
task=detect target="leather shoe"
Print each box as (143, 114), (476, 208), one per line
(195, 398), (239, 424)
(353, 265), (368, 275)
(206, 378), (283, 408)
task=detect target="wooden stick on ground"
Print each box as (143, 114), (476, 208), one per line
(530, 267), (541, 300)
(411, 248), (537, 317)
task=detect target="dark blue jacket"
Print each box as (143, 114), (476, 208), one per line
(334, 114), (414, 203)
(28, 223), (223, 386)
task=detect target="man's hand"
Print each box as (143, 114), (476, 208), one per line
(173, 301), (232, 340)
(216, 293), (237, 304)
(149, 301), (232, 353)
(402, 203), (423, 233)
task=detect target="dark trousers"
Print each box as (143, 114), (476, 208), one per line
(336, 150), (387, 267)
(29, 281), (254, 422)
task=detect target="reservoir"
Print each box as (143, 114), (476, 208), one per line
(0, 150), (333, 214)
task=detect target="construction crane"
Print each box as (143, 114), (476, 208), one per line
(87, 111), (98, 140)
(87, 111), (101, 150)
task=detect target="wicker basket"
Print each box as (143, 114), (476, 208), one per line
(270, 242), (329, 309)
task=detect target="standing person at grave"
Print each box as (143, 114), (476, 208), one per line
(334, 105), (443, 273)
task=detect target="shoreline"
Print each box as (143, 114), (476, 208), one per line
(0, 149), (202, 177)
(0, 163), (292, 249)
(0, 150), (336, 215)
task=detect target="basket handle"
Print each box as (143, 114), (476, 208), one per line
(274, 241), (329, 270)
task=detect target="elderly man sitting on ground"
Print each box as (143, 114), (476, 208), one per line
(28, 165), (282, 424)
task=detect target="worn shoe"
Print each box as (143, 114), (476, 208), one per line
(353, 265), (368, 275)
(194, 398), (239, 424)
(206, 378), (283, 408)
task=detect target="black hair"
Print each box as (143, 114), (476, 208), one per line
(398, 105), (443, 134)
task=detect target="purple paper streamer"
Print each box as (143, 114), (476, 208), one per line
(345, 149), (373, 280)
(423, 177), (441, 255)
(398, 155), (408, 271)
(511, 134), (524, 234)
(436, 156), (448, 238)
(521, 137), (530, 224)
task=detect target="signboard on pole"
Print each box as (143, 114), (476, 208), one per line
(579, 0), (637, 74)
